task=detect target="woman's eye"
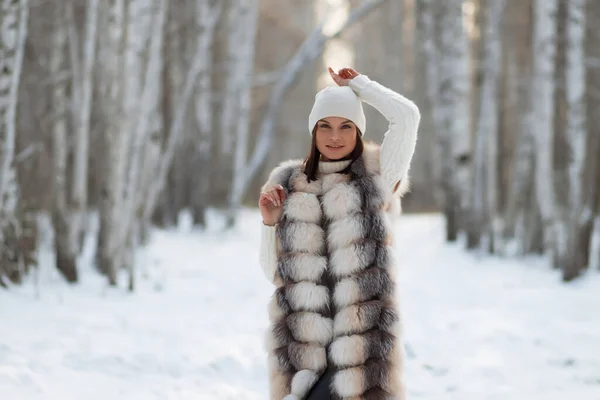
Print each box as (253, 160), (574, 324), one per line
(341, 125), (351, 129)
(319, 124), (330, 129)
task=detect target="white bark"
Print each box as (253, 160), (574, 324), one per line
(98, 0), (127, 284)
(191, 0), (222, 225)
(532, 0), (558, 256)
(119, 0), (166, 258)
(485, 0), (506, 253)
(0, 0), (28, 282)
(227, 0), (259, 221)
(70, 0), (99, 254)
(236, 0), (391, 204)
(0, 0), (28, 215)
(469, 0), (505, 251)
(51, 0), (78, 282)
(563, 0), (587, 279)
(421, 0), (470, 241)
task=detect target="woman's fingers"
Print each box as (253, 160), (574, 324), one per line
(276, 186), (286, 204)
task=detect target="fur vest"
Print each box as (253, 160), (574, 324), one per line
(263, 144), (407, 400)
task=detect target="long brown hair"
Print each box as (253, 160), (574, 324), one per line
(303, 127), (364, 182)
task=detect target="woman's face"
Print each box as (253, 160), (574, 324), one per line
(314, 117), (358, 161)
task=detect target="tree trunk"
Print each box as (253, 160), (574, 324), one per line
(532, 0), (559, 262)
(98, 0), (127, 285)
(429, 0), (471, 241)
(226, 0), (260, 227)
(0, 0), (29, 284)
(190, 0), (222, 227)
(51, 0), (77, 282)
(562, 0), (586, 281)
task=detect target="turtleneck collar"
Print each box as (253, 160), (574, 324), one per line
(317, 159), (352, 174)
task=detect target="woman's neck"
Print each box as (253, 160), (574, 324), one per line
(317, 158), (352, 174)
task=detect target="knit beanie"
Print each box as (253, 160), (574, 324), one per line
(308, 85), (366, 136)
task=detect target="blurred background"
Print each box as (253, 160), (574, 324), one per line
(1, 0), (599, 399)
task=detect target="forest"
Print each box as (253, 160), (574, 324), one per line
(0, 0), (598, 290)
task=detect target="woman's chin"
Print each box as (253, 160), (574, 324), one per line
(322, 148), (351, 160)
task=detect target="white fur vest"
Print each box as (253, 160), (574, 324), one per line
(262, 144), (407, 400)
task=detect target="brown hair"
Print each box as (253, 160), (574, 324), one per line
(303, 126), (364, 182)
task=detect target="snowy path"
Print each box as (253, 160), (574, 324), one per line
(1, 211), (599, 400)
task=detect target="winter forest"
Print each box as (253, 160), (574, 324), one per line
(1, 0), (600, 398)
(0, 0), (598, 288)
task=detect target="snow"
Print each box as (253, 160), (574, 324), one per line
(1, 210), (600, 400)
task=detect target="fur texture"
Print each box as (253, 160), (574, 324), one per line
(265, 144), (406, 400)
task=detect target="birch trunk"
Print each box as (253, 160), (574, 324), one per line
(484, 0), (506, 253)
(532, 0), (558, 261)
(70, 0), (99, 255)
(190, 0), (222, 227)
(435, 0), (471, 241)
(226, 0), (259, 227)
(0, 0), (28, 283)
(98, 0), (127, 285)
(562, 0), (586, 281)
(467, 0), (505, 251)
(50, 1), (77, 282)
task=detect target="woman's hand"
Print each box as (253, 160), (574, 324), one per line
(328, 67), (360, 86)
(259, 185), (287, 226)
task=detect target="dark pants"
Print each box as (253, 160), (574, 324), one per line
(304, 367), (336, 400)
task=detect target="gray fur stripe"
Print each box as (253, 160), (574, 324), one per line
(274, 287), (292, 315)
(274, 347), (294, 372)
(378, 301), (399, 333)
(357, 267), (394, 301)
(272, 320), (294, 348)
(363, 330), (395, 361)
(352, 176), (385, 211)
(363, 358), (391, 393)
(334, 301), (383, 336)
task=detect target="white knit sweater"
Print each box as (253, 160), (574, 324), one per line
(259, 75), (421, 283)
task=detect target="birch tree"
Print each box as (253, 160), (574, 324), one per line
(467, 0), (506, 251)
(70, 0), (99, 259)
(226, 0), (260, 227)
(562, 0), (587, 280)
(420, 0), (471, 241)
(0, 0), (29, 284)
(190, 0), (223, 226)
(98, 0), (127, 285)
(50, 0), (76, 282)
(532, 0), (559, 263)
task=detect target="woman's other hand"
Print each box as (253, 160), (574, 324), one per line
(259, 185), (286, 226)
(328, 67), (360, 86)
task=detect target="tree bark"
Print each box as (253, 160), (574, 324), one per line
(190, 0), (222, 227)
(50, 0), (78, 282)
(562, 0), (587, 281)
(0, 0), (29, 284)
(98, 0), (127, 285)
(532, 0), (559, 263)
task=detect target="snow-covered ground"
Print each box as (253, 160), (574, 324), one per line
(1, 210), (599, 400)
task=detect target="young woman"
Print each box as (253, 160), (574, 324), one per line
(258, 67), (420, 400)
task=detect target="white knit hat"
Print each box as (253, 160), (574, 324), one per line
(308, 85), (366, 136)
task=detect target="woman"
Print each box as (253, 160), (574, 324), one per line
(258, 67), (420, 400)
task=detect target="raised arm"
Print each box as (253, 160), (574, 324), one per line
(345, 72), (421, 192)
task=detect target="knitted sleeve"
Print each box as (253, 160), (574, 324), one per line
(259, 223), (278, 284)
(349, 75), (421, 191)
